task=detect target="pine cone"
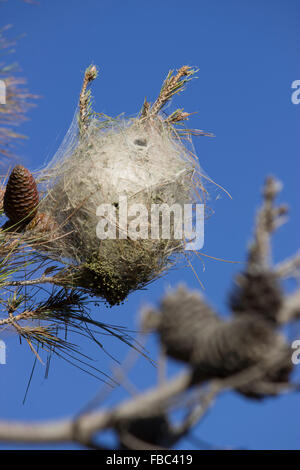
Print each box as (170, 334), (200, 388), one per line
(117, 415), (177, 449)
(229, 270), (283, 324)
(3, 165), (39, 225)
(153, 285), (292, 399)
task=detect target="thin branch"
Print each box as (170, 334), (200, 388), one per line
(248, 176), (287, 270)
(1, 275), (63, 287)
(78, 65), (98, 133)
(0, 309), (35, 326)
(278, 289), (300, 324)
(143, 66), (197, 118)
(275, 252), (300, 279)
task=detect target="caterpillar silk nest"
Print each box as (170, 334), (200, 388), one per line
(38, 115), (206, 306)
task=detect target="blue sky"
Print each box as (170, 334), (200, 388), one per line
(0, 0), (299, 450)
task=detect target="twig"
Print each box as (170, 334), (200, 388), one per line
(248, 176), (287, 270)
(1, 275), (64, 287)
(78, 65), (98, 133)
(0, 309), (36, 326)
(278, 289), (300, 324)
(142, 66), (196, 119)
(275, 252), (300, 279)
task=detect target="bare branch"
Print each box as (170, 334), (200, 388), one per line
(248, 176), (286, 270)
(0, 371), (193, 444)
(278, 289), (300, 324)
(275, 251), (300, 279)
(78, 65), (98, 133)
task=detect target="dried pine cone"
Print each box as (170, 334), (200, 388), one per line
(4, 165), (39, 225)
(229, 270), (283, 324)
(117, 415), (177, 449)
(151, 285), (292, 399)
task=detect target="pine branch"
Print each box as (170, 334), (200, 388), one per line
(78, 64), (98, 134)
(0, 26), (38, 163)
(149, 66), (197, 117)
